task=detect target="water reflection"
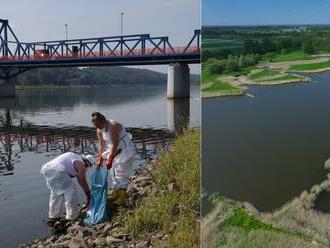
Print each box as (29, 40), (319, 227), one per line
(167, 99), (190, 134)
(0, 109), (175, 176)
(0, 85), (166, 113)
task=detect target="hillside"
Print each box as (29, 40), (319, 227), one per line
(16, 66), (200, 86)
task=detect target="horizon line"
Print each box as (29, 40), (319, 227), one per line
(202, 23), (330, 27)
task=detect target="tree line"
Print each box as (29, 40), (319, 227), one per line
(204, 54), (260, 75)
(16, 67), (168, 86)
(203, 29), (330, 75)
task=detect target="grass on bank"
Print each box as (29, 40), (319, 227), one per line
(290, 59), (330, 71)
(202, 80), (242, 95)
(262, 74), (302, 82)
(248, 69), (281, 81)
(247, 69), (308, 84)
(202, 70), (244, 97)
(203, 196), (327, 248)
(121, 129), (200, 248)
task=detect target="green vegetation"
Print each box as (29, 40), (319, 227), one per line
(122, 129), (200, 247)
(203, 25), (330, 61)
(202, 80), (243, 96)
(203, 54), (260, 75)
(222, 207), (273, 231)
(202, 70), (243, 97)
(16, 67), (200, 86)
(262, 50), (312, 62)
(202, 37), (245, 61)
(202, 196), (328, 248)
(290, 60), (330, 71)
(262, 74), (302, 82)
(201, 25), (330, 97)
(248, 69), (281, 81)
(202, 69), (219, 83)
(247, 69), (304, 83)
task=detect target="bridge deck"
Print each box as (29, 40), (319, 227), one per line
(0, 48), (200, 67)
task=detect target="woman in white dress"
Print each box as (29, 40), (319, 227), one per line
(91, 112), (136, 205)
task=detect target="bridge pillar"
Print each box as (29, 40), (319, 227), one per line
(167, 63), (190, 99)
(0, 79), (15, 97)
(167, 98), (190, 134)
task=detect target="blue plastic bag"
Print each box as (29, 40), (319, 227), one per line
(84, 167), (109, 225)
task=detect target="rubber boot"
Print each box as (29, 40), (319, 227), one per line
(113, 189), (127, 206)
(109, 189), (120, 201)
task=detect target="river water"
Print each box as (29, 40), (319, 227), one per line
(0, 83), (200, 248)
(203, 71), (330, 214)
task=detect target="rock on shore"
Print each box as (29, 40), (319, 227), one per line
(19, 159), (168, 248)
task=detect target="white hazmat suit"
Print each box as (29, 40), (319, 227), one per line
(40, 152), (93, 220)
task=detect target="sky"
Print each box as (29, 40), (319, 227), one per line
(203, 0), (330, 26)
(0, 0), (200, 73)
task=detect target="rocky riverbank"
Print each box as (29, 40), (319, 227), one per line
(20, 161), (161, 248)
(20, 129), (200, 248)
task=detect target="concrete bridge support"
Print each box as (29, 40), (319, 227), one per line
(167, 98), (190, 134)
(167, 63), (190, 99)
(0, 79), (15, 97)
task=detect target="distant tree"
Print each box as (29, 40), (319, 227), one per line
(260, 38), (275, 53)
(273, 39), (292, 51)
(302, 38), (315, 54)
(225, 55), (239, 72)
(205, 59), (226, 74)
(239, 54), (246, 67)
(244, 39), (260, 54)
(202, 49), (212, 62)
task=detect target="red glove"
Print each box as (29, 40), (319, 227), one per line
(97, 154), (103, 168)
(106, 155), (113, 170)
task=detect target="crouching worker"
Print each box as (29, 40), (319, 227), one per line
(91, 112), (136, 206)
(40, 152), (94, 223)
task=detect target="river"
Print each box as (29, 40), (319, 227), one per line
(0, 83), (200, 248)
(203, 71), (330, 214)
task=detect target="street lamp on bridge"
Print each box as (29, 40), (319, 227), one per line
(64, 24), (68, 40)
(121, 12), (124, 36)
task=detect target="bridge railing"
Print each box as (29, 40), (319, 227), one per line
(0, 45), (199, 62)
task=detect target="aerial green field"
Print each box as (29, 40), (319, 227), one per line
(202, 36), (244, 54)
(262, 74), (302, 82)
(248, 69), (281, 81)
(290, 60), (330, 71)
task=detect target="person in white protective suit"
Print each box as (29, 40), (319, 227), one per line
(91, 112), (136, 205)
(40, 152), (94, 223)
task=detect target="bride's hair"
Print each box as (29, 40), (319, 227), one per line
(91, 112), (106, 122)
